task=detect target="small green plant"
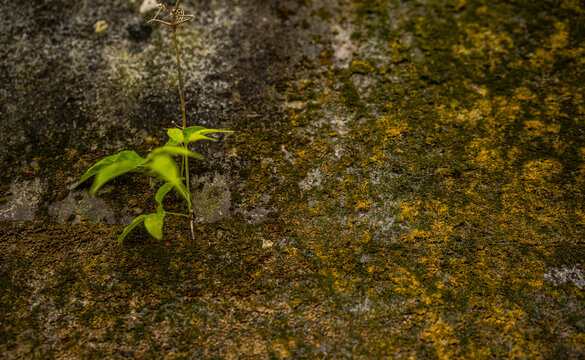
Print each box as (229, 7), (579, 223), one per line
(76, 1), (232, 243)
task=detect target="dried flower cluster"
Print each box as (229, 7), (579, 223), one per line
(147, 3), (194, 30)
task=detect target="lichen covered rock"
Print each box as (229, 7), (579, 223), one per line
(1, 0), (585, 358)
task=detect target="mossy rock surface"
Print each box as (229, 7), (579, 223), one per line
(2, 0), (585, 358)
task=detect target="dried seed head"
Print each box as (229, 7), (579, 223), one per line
(148, 3), (194, 30)
(175, 9), (185, 28)
(157, 3), (170, 13)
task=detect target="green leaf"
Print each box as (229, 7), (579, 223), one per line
(155, 182), (174, 205)
(148, 145), (203, 160)
(116, 150), (148, 165)
(77, 155), (118, 187)
(147, 154), (181, 184)
(147, 155), (191, 208)
(173, 181), (192, 208)
(118, 214), (146, 243)
(144, 206), (165, 240)
(182, 126), (206, 139)
(183, 127), (234, 145)
(167, 128), (184, 143)
(89, 152), (147, 195)
(77, 150), (146, 187)
(196, 129), (235, 136)
(165, 139), (180, 147)
(155, 181), (190, 207)
(186, 133), (217, 143)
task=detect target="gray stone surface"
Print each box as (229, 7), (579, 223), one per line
(192, 172), (232, 223)
(2, 0), (585, 358)
(0, 179), (46, 221)
(48, 191), (116, 224)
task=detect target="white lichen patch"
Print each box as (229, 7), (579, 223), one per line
(544, 266), (585, 289)
(48, 191), (116, 225)
(0, 178), (45, 221)
(331, 22), (355, 67)
(299, 168), (323, 190)
(349, 296), (372, 315)
(192, 173), (232, 223)
(281, 145), (295, 164)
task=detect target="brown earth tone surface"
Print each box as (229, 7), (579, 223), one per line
(1, 0), (585, 358)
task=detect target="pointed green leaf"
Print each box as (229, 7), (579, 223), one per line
(197, 129), (235, 135)
(167, 128), (184, 143)
(116, 150), (147, 165)
(89, 156), (145, 196)
(155, 182), (175, 205)
(147, 154), (181, 184)
(155, 180), (192, 210)
(185, 129), (234, 144)
(118, 214), (146, 243)
(182, 126), (206, 139)
(189, 151), (205, 160)
(186, 133), (217, 143)
(144, 206), (165, 240)
(77, 150), (146, 187)
(173, 181), (192, 208)
(77, 155), (118, 187)
(148, 145), (203, 160)
(165, 139), (180, 147)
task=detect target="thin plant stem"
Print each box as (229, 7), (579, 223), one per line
(167, 211), (190, 218)
(172, 0), (182, 13)
(171, 35), (186, 129)
(170, 0), (196, 242)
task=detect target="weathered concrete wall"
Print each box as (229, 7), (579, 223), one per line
(1, 0), (585, 358)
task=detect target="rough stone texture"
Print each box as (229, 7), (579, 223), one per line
(545, 266), (585, 289)
(0, 179), (46, 221)
(191, 172), (232, 223)
(48, 191), (117, 225)
(2, 0), (585, 358)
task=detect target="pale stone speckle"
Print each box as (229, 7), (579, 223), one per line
(0, 178), (45, 221)
(544, 266), (585, 289)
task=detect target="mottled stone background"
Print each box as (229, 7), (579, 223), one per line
(1, 0), (585, 358)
